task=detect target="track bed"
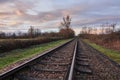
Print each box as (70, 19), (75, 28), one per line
(73, 40), (120, 80)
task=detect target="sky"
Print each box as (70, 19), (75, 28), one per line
(0, 0), (120, 35)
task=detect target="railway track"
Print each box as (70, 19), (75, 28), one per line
(1, 39), (120, 80)
(69, 39), (120, 80)
(0, 39), (77, 80)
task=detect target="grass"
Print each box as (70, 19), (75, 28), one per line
(0, 39), (70, 70)
(83, 39), (120, 64)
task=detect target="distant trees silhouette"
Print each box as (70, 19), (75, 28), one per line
(28, 26), (41, 38)
(59, 15), (75, 38)
(79, 23), (120, 51)
(0, 15), (75, 39)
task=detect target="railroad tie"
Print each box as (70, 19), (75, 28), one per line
(75, 66), (92, 74)
(76, 61), (89, 66)
(15, 74), (63, 80)
(76, 57), (89, 61)
(39, 62), (69, 66)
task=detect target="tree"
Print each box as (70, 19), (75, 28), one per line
(59, 15), (75, 38)
(12, 33), (16, 38)
(59, 28), (75, 38)
(81, 27), (88, 34)
(61, 15), (71, 29)
(111, 23), (116, 32)
(28, 26), (34, 38)
(88, 27), (92, 34)
(34, 28), (41, 37)
(0, 31), (6, 38)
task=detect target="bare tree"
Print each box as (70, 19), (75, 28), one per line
(28, 26), (34, 38)
(0, 31), (6, 38)
(111, 23), (116, 32)
(35, 28), (41, 37)
(61, 15), (71, 29)
(59, 15), (75, 38)
(88, 27), (92, 34)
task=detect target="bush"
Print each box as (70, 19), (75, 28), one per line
(59, 28), (75, 38)
(0, 37), (62, 53)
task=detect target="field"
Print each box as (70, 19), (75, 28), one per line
(88, 33), (120, 52)
(0, 39), (70, 70)
(84, 39), (120, 64)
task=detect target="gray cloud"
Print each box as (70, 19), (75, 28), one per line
(0, 0), (10, 3)
(0, 0), (120, 33)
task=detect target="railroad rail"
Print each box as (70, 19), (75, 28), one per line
(68, 40), (92, 80)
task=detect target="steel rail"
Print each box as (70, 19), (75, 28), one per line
(68, 40), (78, 80)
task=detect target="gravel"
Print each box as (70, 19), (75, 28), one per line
(11, 40), (76, 80)
(74, 39), (120, 80)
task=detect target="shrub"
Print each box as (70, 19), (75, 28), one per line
(0, 37), (62, 53)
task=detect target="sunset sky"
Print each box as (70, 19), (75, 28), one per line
(0, 0), (120, 34)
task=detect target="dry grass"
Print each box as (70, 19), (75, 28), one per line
(0, 37), (62, 53)
(0, 39), (69, 70)
(84, 39), (120, 64)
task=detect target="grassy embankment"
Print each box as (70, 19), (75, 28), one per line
(0, 39), (70, 70)
(84, 39), (120, 64)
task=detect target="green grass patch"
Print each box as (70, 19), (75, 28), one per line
(0, 39), (70, 70)
(83, 39), (120, 64)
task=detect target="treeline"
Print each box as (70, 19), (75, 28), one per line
(0, 15), (75, 53)
(0, 16), (74, 39)
(79, 24), (120, 51)
(0, 27), (58, 39)
(0, 27), (41, 39)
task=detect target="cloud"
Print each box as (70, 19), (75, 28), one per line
(17, 4), (89, 26)
(0, 0), (120, 34)
(0, 0), (11, 3)
(15, 10), (24, 16)
(72, 16), (120, 27)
